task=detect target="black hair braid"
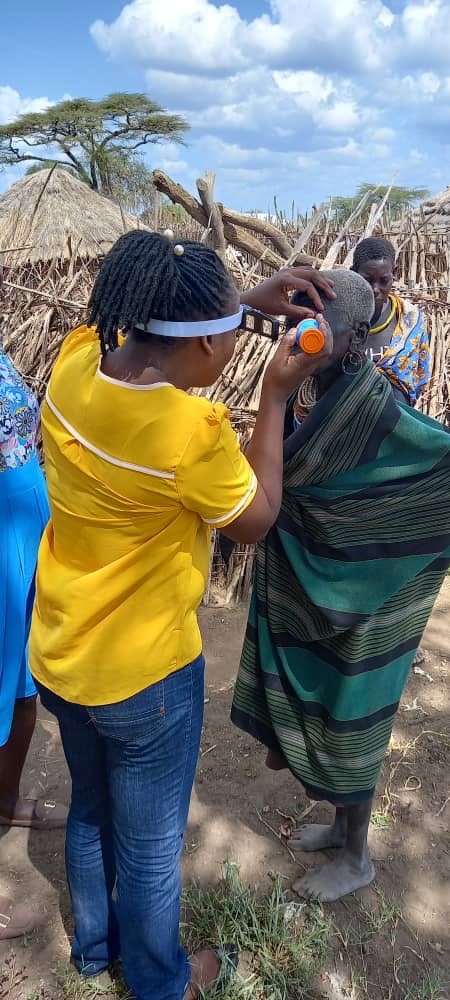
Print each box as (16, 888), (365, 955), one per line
(352, 237), (396, 272)
(88, 231), (235, 352)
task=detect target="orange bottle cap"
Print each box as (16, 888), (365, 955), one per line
(299, 327), (326, 354)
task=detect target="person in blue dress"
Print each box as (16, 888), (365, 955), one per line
(0, 311), (67, 939)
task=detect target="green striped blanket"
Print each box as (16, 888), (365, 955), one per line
(231, 362), (450, 803)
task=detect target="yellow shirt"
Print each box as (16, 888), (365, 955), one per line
(30, 326), (257, 705)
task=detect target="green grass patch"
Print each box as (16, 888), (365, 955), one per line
(181, 861), (332, 999)
(370, 811), (392, 831)
(403, 972), (448, 1000)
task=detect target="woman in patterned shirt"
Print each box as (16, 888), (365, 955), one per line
(351, 237), (430, 406)
(0, 309), (67, 939)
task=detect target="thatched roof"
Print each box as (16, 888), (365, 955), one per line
(0, 167), (147, 266)
(419, 187), (450, 230)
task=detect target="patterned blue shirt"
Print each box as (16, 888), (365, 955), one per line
(0, 349), (39, 471)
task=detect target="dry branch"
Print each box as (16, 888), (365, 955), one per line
(3, 279), (86, 310)
(218, 204), (293, 258)
(196, 172), (226, 262)
(153, 169), (316, 267)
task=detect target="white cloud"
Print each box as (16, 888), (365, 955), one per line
(273, 71), (335, 102)
(157, 158), (188, 174)
(297, 153), (318, 170)
(273, 71), (366, 132)
(91, 0), (248, 75)
(0, 86), (51, 124)
(89, 0), (450, 156)
(372, 143), (391, 158)
(376, 4), (395, 27)
(91, 0), (450, 80)
(409, 148), (428, 162)
(333, 138), (364, 158)
(86, 0), (450, 209)
(0, 0), (440, 209)
(90, 0), (397, 79)
(315, 100), (363, 132)
(401, 0), (448, 50)
(371, 127), (396, 143)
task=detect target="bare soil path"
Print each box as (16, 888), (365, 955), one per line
(1, 582), (449, 999)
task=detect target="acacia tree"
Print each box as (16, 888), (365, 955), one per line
(0, 93), (189, 193)
(333, 183), (429, 222)
(105, 151), (158, 215)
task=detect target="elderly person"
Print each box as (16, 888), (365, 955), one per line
(231, 268), (450, 903)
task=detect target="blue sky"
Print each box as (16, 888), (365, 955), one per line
(1, 0), (450, 211)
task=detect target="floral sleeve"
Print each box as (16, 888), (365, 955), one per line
(0, 351), (39, 471)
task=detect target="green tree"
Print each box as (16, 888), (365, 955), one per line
(357, 183), (429, 210)
(97, 150), (157, 214)
(332, 183), (429, 222)
(0, 93), (188, 193)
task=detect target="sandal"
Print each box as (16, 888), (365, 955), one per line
(0, 896), (37, 940)
(184, 944), (239, 998)
(0, 798), (68, 829)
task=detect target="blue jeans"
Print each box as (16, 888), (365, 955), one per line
(37, 655), (205, 1000)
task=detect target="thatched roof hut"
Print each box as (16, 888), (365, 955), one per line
(419, 187), (450, 230)
(0, 167), (146, 267)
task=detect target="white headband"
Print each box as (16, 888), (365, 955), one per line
(135, 307), (243, 338)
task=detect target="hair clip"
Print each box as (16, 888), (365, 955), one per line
(173, 244), (185, 257)
(163, 228), (174, 240)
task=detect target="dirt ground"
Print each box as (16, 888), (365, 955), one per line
(1, 581), (449, 999)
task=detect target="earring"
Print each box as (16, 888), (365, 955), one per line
(341, 350), (364, 376)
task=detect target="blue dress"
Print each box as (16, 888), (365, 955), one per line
(0, 350), (50, 746)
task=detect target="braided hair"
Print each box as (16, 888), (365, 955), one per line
(88, 231), (236, 354)
(352, 237), (396, 273)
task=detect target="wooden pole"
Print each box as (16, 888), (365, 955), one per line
(196, 171), (227, 264)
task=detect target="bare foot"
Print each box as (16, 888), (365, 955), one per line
(413, 646), (427, 666)
(0, 797), (68, 829)
(290, 823), (346, 852)
(293, 854), (375, 902)
(0, 895), (37, 940)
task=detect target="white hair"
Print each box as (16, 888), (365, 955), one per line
(319, 269), (375, 341)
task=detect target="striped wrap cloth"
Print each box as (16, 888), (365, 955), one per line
(231, 362), (450, 803)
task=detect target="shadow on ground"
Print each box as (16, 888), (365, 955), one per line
(0, 583), (448, 999)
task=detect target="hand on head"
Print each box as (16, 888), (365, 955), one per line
(241, 266), (336, 320)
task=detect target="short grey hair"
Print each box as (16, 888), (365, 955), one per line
(290, 268), (375, 345)
(319, 269), (375, 342)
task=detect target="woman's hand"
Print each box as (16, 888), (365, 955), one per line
(240, 267), (335, 319)
(222, 315), (333, 545)
(262, 315), (333, 402)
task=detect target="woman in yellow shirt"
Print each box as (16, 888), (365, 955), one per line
(30, 231), (332, 1000)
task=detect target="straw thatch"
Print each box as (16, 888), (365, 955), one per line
(420, 187), (450, 229)
(0, 167), (145, 267)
